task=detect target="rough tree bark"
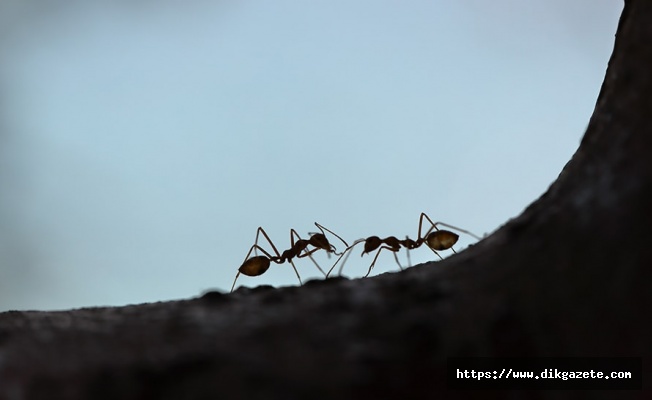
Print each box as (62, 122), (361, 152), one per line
(1, 1), (650, 399)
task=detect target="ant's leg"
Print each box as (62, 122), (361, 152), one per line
(405, 247), (412, 268)
(269, 229), (304, 284)
(419, 213), (482, 241)
(230, 272), (241, 293)
(365, 245), (401, 277)
(240, 242), (257, 264)
(253, 227), (283, 260)
(417, 212), (433, 242)
(288, 259), (302, 285)
(337, 245), (357, 276)
(244, 241), (282, 264)
(392, 252), (404, 271)
(249, 244), (280, 260)
(427, 246), (444, 260)
(326, 252), (345, 277)
(419, 213), (453, 242)
(231, 243), (258, 293)
(290, 229), (326, 276)
(433, 222), (482, 241)
(326, 239), (364, 277)
(326, 249), (347, 277)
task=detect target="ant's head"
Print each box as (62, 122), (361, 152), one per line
(362, 236), (382, 255)
(425, 230), (459, 251)
(309, 233), (332, 251)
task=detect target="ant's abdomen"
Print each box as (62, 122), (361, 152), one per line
(239, 256), (271, 277)
(425, 230), (459, 251)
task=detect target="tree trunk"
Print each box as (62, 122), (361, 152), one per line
(1, 1), (650, 399)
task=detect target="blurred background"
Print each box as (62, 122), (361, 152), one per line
(0, 1), (621, 311)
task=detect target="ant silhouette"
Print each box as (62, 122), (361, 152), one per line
(231, 223), (347, 292)
(325, 235), (414, 278)
(327, 213), (481, 278)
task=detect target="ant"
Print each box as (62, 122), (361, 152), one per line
(327, 213), (481, 278)
(230, 223), (347, 292)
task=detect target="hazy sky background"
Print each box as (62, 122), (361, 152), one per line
(0, 1), (622, 311)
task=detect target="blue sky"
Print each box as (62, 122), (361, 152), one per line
(0, 1), (622, 310)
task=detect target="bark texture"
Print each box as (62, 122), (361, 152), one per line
(1, 1), (650, 399)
